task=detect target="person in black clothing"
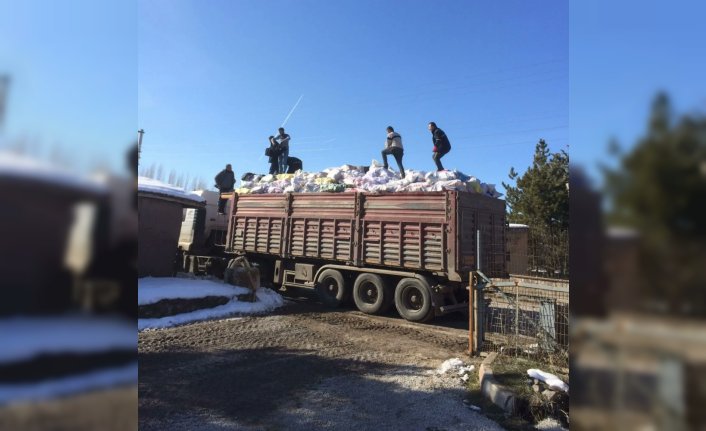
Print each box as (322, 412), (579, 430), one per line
(267, 136), (280, 175)
(286, 156), (303, 173)
(428, 122), (451, 171)
(214, 164), (235, 214)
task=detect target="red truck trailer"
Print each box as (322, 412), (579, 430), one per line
(224, 190), (506, 322)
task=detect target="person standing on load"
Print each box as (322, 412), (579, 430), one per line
(266, 136), (281, 175)
(381, 126), (405, 178)
(428, 121), (451, 171)
(274, 127), (290, 175)
(214, 163), (235, 215)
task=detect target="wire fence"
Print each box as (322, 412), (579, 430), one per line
(472, 274), (569, 369)
(507, 225), (568, 279)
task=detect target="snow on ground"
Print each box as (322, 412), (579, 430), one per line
(0, 362), (137, 406)
(236, 163), (503, 198)
(527, 368), (569, 393)
(138, 277), (285, 330)
(0, 150), (106, 194)
(0, 315), (136, 364)
(138, 176), (205, 203)
(138, 277), (249, 305)
(435, 358), (475, 376)
(534, 418), (568, 431)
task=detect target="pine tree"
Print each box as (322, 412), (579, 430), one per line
(502, 139), (569, 229)
(603, 93), (706, 314)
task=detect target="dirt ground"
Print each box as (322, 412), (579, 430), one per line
(139, 297), (505, 431)
(0, 385), (137, 431)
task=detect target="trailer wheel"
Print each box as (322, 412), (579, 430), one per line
(315, 269), (347, 307)
(353, 273), (392, 315)
(394, 278), (434, 323)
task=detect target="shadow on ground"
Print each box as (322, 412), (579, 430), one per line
(139, 347), (498, 431)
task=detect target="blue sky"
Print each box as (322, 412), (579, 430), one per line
(139, 0), (568, 191)
(0, 0), (136, 174)
(570, 0), (706, 186)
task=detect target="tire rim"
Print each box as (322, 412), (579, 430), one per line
(323, 277), (339, 297)
(403, 286), (424, 311)
(360, 281), (379, 304)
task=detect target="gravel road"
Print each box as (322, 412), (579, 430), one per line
(139, 299), (505, 431)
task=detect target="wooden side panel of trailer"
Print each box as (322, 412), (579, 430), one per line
(359, 193), (449, 272)
(287, 193), (357, 263)
(228, 194), (288, 255)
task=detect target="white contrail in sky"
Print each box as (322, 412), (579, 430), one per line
(280, 94), (304, 128)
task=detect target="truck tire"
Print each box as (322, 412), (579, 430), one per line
(352, 273), (392, 315)
(316, 269), (347, 308)
(394, 278), (434, 323)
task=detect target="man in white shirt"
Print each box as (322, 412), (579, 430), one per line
(381, 126), (405, 178)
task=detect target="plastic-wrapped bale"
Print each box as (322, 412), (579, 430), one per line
(235, 187), (252, 194)
(319, 183), (346, 193)
(314, 177), (336, 185)
(466, 177), (482, 193)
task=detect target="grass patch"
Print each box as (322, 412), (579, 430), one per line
(463, 363), (537, 431)
(464, 354), (569, 429)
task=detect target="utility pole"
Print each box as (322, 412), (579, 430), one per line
(137, 129), (145, 164)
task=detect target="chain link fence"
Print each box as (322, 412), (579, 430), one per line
(507, 224), (568, 279)
(471, 273), (569, 369)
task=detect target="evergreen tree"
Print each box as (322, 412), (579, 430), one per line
(603, 93), (706, 314)
(502, 139), (569, 229)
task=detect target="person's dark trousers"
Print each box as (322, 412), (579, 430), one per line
(381, 147), (405, 178)
(217, 188), (233, 214)
(432, 150), (448, 171)
(269, 162), (278, 175)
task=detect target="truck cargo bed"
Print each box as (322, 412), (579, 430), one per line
(226, 191), (506, 280)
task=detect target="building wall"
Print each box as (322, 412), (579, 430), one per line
(507, 226), (529, 275)
(138, 196), (183, 277)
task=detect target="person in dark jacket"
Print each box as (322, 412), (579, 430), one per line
(286, 156), (303, 173)
(275, 127), (291, 174)
(214, 164), (235, 214)
(428, 122), (451, 171)
(267, 136), (280, 175)
(381, 126), (405, 178)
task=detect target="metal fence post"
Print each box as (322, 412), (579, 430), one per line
(469, 273), (475, 355)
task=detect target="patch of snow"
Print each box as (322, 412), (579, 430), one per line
(138, 176), (205, 203)
(436, 358), (475, 378)
(138, 287), (285, 330)
(437, 358), (464, 374)
(0, 151), (106, 194)
(138, 277), (249, 305)
(527, 368), (569, 394)
(534, 418), (568, 431)
(0, 316), (135, 364)
(509, 223), (529, 228)
(0, 362), (137, 406)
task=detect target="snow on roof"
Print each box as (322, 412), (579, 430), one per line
(0, 151), (106, 194)
(138, 176), (206, 204)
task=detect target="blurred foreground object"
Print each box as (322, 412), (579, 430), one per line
(571, 94), (706, 430)
(0, 149), (137, 430)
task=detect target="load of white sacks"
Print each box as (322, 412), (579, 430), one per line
(235, 160), (502, 199)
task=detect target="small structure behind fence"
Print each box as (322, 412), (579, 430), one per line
(470, 271), (569, 368)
